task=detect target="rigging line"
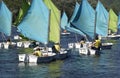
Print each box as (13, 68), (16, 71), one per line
(75, 33), (78, 43)
(1, 33), (7, 42)
(1, 33), (4, 42)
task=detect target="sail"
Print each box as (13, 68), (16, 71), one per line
(65, 26), (86, 37)
(65, 2), (86, 37)
(18, 0), (49, 44)
(0, 1), (12, 36)
(61, 11), (68, 30)
(14, 0), (30, 26)
(96, 1), (109, 36)
(71, 0), (95, 39)
(117, 13), (120, 34)
(67, 2), (80, 27)
(44, 0), (60, 43)
(108, 9), (118, 33)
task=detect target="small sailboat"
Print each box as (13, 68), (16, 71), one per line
(18, 0), (56, 63)
(95, 1), (113, 49)
(106, 9), (120, 40)
(18, 0), (68, 63)
(70, 0), (99, 55)
(44, 0), (69, 60)
(0, 1), (13, 49)
(66, 2), (87, 49)
(60, 11), (70, 35)
(101, 9), (119, 40)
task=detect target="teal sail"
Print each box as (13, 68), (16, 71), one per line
(0, 1), (12, 36)
(65, 26), (86, 37)
(67, 2), (80, 27)
(65, 2), (85, 36)
(117, 12), (120, 34)
(71, 0), (95, 39)
(96, 1), (109, 36)
(61, 11), (68, 30)
(18, 0), (49, 44)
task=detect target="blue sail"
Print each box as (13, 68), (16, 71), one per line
(65, 26), (86, 37)
(67, 2), (80, 27)
(71, 0), (95, 39)
(65, 2), (86, 37)
(18, 0), (49, 44)
(0, 1), (12, 36)
(117, 13), (120, 34)
(96, 1), (108, 36)
(61, 11), (68, 30)
(66, 2), (86, 36)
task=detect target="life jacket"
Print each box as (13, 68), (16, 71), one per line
(34, 51), (42, 57)
(94, 39), (101, 48)
(55, 44), (60, 52)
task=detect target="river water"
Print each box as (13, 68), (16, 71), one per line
(0, 35), (120, 78)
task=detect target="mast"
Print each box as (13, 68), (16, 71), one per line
(94, 11), (97, 40)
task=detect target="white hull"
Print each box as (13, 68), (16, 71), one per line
(18, 48), (68, 63)
(79, 48), (96, 55)
(68, 43), (74, 49)
(61, 32), (70, 35)
(3, 43), (9, 49)
(23, 41), (31, 48)
(19, 54), (26, 62)
(101, 35), (120, 40)
(17, 42), (23, 47)
(18, 53), (56, 63)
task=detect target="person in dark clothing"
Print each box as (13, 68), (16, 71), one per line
(52, 43), (60, 53)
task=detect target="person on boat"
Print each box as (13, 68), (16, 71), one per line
(52, 42), (60, 53)
(6, 38), (11, 45)
(80, 37), (86, 48)
(91, 35), (101, 51)
(33, 48), (43, 57)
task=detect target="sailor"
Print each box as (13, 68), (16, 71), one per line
(80, 37), (86, 48)
(52, 42), (60, 53)
(6, 38), (11, 45)
(91, 35), (101, 51)
(33, 48), (42, 57)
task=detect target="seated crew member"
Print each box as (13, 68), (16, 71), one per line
(52, 43), (60, 53)
(33, 48), (42, 57)
(91, 35), (101, 51)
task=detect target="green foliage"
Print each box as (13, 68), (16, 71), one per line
(3, 0), (120, 22)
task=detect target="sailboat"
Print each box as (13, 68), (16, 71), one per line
(65, 2), (87, 49)
(95, 1), (113, 49)
(70, 0), (99, 55)
(44, 0), (68, 60)
(18, 0), (68, 63)
(0, 1), (12, 49)
(18, 0), (56, 63)
(60, 11), (70, 35)
(106, 9), (120, 40)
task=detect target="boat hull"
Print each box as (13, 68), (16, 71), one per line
(79, 48), (100, 55)
(55, 51), (68, 60)
(18, 53), (56, 63)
